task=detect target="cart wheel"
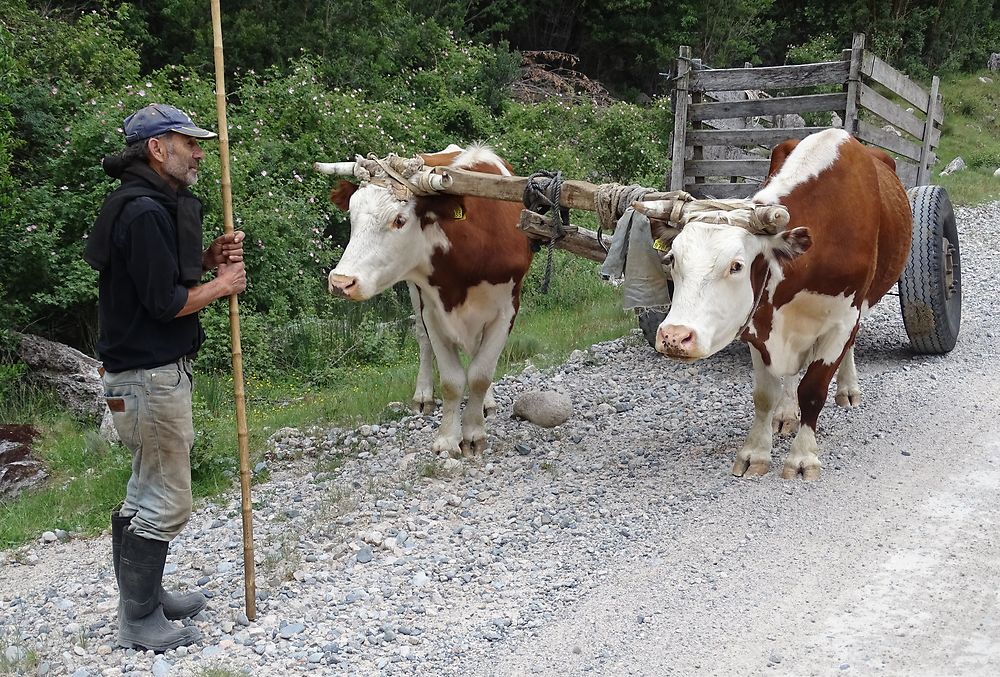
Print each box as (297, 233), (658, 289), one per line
(638, 309), (667, 348)
(898, 185), (961, 354)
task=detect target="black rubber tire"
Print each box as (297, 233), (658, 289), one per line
(637, 308), (668, 348)
(898, 185), (962, 354)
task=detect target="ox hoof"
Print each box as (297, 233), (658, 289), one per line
(483, 404), (497, 419)
(412, 399), (437, 415)
(771, 416), (800, 437)
(780, 464), (821, 481)
(431, 437), (462, 458)
(460, 437), (488, 456)
(732, 457), (770, 477)
(835, 390), (861, 408)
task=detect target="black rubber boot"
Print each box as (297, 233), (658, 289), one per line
(111, 505), (130, 581)
(117, 530), (201, 652)
(111, 506), (207, 620)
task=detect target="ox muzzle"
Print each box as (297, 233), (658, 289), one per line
(656, 323), (702, 361)
(328, 272), (362, 300)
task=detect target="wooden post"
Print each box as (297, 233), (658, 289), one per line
(210, 0), (257, 622)
(669, 45), (692, 191)
(843, 33), (865, 135)
(518, 211), (609, 263)
(691, 58), (705, 188)
(917, 75), (941, 185)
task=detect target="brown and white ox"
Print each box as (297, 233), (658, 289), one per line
(323, 145), (532, 457)
(636, 129), (911, 480)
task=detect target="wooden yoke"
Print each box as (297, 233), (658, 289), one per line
(316, 157), (711, 264)
(440, 168), (603, 211)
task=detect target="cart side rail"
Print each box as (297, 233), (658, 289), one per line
(670, 32), (944, 197)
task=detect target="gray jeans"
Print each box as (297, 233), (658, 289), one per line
(102, 356), (195, 542)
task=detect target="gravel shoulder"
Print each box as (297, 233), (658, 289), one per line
(2, 202), (998, 677)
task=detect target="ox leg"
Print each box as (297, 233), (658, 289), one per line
(782, 359), (838, 481)
(407, 283), (436, 414)
(420, 322), (465, 457)
(772, 376), (800, 437)
(483, 384), (497, 419)
(460, 320), (510, 456)
(733, 348), (781, 477)
(430, 347), (465, 457)
(834, 345), (861, 408)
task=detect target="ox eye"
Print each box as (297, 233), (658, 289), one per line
(392, 214), (406, 229)
(664, 253), (674, 267)
(729, 261), (744, 275)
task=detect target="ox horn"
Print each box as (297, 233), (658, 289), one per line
(313, 160), (358, 176)
(632, 198), (689, 225)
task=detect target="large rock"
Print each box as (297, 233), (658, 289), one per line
(14, 333), (116, 439)
(940, 156), (966, 177)
(0, 424), (47, 499)
(988, 53), (1000, 71)
(512, 390), (573, 428)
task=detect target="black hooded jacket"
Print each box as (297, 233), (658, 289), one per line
(87, 157), (206, 372)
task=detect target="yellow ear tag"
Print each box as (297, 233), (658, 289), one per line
(453, 205), (466, 220)
(653, 238), (670, 252)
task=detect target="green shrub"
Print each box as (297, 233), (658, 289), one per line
(968, 149), (1000, 170)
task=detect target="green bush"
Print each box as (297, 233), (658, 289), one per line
(968, 149), (1000, 170)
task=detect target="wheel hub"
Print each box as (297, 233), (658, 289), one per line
(942, 236), (956, 299)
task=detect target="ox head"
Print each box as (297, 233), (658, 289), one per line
(325, 180), (434, 301)
(634, 200), (812, 361)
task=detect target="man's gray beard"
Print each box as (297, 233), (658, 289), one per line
(163, 145), (198, 188)
(166, 164), (197, 188)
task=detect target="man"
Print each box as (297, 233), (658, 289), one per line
(84, 103), (246, 651)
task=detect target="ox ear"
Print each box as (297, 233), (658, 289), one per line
(330, 180), (358, 212)
(774, 226), (812, 260)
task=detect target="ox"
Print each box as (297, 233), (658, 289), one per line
(323, 145), (532, 457)
(636, 128), (911, 480)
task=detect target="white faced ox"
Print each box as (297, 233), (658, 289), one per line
(325, 145), (532, 457)
(636, 129), (911, 480)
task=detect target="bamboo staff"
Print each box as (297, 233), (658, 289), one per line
(210, 0), (256, 621)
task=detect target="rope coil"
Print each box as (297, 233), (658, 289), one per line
(522, 171), (570, 293)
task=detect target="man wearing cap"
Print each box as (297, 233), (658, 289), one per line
(85, 103), (246, 651)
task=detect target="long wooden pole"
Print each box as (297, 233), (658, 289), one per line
(210, 0), (256, 621)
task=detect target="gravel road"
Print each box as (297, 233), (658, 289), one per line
(2, 201), (998, 677)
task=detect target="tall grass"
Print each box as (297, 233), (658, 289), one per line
(933, 71), (1000, 205)
(0, 417), (131, 549)
(0, 363), (59, 424)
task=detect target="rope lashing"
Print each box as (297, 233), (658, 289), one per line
(522, 171), (570, 293)
(362, 154), (439, 199)
(594, 183), (656, 253)
(632, 193), (790, 235)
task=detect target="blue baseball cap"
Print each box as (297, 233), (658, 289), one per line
(123, 103), (217, 144)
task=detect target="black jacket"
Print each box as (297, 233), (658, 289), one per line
(88, 160), (205, 371)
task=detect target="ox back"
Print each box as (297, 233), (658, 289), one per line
(749, 130), (912, 369)
(414, 150), (532, 317)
